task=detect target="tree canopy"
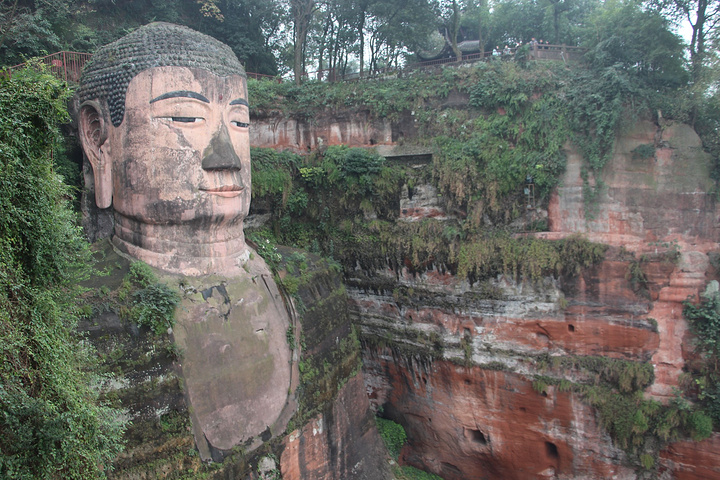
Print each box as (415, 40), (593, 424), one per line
(2, 0), (717, 88)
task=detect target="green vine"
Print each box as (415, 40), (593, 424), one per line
(248, 60), (659, 215)
(0, 65), (126, 479)
(533, 353), (711, 471)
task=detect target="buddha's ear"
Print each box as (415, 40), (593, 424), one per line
(78, 101), (112, 209)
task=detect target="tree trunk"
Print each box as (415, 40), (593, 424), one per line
(317, 16), (332, 80)
(358, 14), (365, 76)
(450, 0), (462, 61)
(478, 0), (486, 57)
(0, 0), (21, 54)
(690, 0), (708, 83)
(292, 0), (315, 85)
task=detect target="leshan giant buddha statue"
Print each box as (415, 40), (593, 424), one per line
(77, 22), (296, 461)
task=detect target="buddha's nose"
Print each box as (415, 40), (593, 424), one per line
(202, 124), (242, 171)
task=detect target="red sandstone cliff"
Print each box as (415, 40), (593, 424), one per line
(250, 114), (720, 479)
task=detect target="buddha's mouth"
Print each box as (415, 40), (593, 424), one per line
(200, 185), (244, 197)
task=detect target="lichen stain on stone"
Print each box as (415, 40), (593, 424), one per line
(172, 265), (292, 454)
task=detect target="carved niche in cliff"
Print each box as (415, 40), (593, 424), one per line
(76, 22), (296, 460)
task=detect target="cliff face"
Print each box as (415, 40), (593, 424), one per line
(81, 101), (719, 478)
(347, 250), (660, 479)
(249, 112), (720, 478)
(281, 374), (388, 480)
(250, 110), (396, 153)
(81, 242), (390, 479)
(547, 121), (717, 244)
(545, 120), (718, 401)
(363, 352), (634, 480)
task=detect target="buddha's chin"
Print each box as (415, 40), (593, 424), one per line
(112, 191), (248, 227)
(111, 228), (250, 277)
(114, 209), (247, 229)
(113, 211), (247, 249)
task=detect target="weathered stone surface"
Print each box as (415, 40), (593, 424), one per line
(364, 349), (635, 480)
(77, 24), (300, 470)
(348, 252), (662, 369)
(78, 241), (205, 477)
(78, 24), (252, 276)
(542, 119), (718, 400)
(169, 252), (296, 460)
(82, 241), (391, 479)
(280, 374), (391, 480)
(660, 433), (720, 479)
(250, 111), (393, 153)
(77, 22), (390, 480)
(84, 67), (720, 477)
(399, 184), (451, 221)
(547, 120), (719, 246)
(346, 252), (665, 478)
(334, 118), (719, 478)
(275, 247), (392, 480)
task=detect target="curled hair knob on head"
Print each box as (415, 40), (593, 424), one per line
(78, 22), (246, 127)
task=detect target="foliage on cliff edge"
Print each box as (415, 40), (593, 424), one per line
(249, 143), (607, 283)
(683, 281), (720, 427)
(0, 66), (125, 479)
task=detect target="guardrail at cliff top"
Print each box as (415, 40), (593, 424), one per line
(8, 44), (585, 85)
(9, 51), (92, 82)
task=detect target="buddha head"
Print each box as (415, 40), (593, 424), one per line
(78, 23), (251, 275)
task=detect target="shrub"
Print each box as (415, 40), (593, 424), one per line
(0, 65), (125, 479)
(683, 283), (720, 425)
(250, 147), (301, 200)
(376, 416), (407, 460)
(688, 410), (713, 441)
(131, 283), (181, 335)
(127, 261), (157, 288)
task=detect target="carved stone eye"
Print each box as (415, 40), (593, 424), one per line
(170, 117), (201, 123)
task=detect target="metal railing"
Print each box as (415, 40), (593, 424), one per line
(9, 51), (92, 82)
(6, 44), (585, 85)
(301, 44), (586, 83)
(247, 71), (282, 82)
(528, 44), (585, 62)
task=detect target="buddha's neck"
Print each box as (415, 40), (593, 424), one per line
(112, 214), (249, 276)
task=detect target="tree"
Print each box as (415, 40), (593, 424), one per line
(347, 0), (371, 75)
(489, 0), (548, 47)
(583, 0), (688, 88)
(366, 0), (437, 70)
(0, 0), (69, 65)
(649, 0), (720, 83)
(437, 0), (463, 60)
(488, 0), (598, 49)
(463, 0), (490, 56)
(544, 0), (573, 44)
(310, 0), (363, 78)
(192, 0), (283, 75)
(290, 0), (316, 83)
(0, 65), (125, 479)
(0, 0), (284, 74)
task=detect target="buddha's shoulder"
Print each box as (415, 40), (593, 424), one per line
(83, 239), (343, 307)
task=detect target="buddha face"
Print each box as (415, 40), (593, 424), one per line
(92, 66), (251, 230)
